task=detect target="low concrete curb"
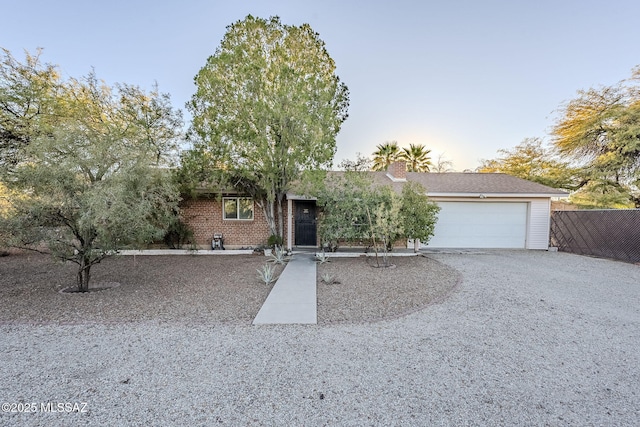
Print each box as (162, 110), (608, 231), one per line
(118, 249), (254, 256)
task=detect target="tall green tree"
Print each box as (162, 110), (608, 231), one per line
(478, 137), (578, 190)
(0, 57), (183, 292)
(186, 15), (349, 238)
(371, 141), (400, 171)
(400, 143), (432, 172)
(552, 67), (640, 207)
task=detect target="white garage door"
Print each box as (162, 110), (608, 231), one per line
(423, 202), (528, 248)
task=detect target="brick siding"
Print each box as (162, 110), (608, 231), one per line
(181, 195), (290, 249)
(182, 196), (404, 250)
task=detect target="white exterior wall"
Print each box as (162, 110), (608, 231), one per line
(526, 198), (552, 249)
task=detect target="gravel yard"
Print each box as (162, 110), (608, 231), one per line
(0, 252), (458, 325)
(1, 250), (639, 426)
(317, 255), (459, 324)
(0, 253), (282, 325)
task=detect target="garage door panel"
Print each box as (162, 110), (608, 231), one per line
(424, 202), (527, 248)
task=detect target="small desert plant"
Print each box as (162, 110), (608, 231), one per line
(315, 252), (330, 264)
(321, 240), (339, 252)
(320, 272), (336, 285)
(257, 263), (277, 285)
(269, 246), (289, 265)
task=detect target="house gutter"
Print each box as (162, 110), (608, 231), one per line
(426, 192), (569, 198)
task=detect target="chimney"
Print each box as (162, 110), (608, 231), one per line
(387, 161), (407, 181)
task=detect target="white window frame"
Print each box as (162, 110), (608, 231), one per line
(223, 197), (254, 220)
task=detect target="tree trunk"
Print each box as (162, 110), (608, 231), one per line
(76, 255), (92, 292)
(259, 195), (286, 241)
(260, 199), (278, 237)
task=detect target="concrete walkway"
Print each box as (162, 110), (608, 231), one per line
(252, 254), (317, 325)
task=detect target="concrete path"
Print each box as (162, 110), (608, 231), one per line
(252, 254), (317, 325)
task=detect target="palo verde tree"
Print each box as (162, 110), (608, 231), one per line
(186, 15), (349, 239)
(552, 66), (640, 208)
(0, 51), (183, 292)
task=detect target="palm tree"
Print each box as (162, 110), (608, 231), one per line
(400, 144), (432, 172)
(371, 141), (400, 171)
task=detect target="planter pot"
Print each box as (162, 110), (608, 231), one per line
(264, 248), (273, 256)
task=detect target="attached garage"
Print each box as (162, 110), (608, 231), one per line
(425, 201), (528, 248)
(394, 170), (569, 250)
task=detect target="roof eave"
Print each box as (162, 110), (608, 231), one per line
(286, 193), (317, 200)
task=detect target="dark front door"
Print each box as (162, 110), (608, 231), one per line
(295, 201), (317, 246)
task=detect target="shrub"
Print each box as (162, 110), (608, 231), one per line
(267, 234), (283, 248)
(163, 217), (194, 249)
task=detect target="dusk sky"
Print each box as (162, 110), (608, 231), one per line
(3, 0), (639, 171)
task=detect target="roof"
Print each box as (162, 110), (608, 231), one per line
(195, 167), (569, 199)
(405, 172), (569, 196)
(312, 171), (569, 198)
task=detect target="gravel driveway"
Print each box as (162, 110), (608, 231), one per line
(1, 250), (639, 426)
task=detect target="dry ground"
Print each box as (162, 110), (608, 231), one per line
(0, 252), (460, 325)
(317, 255), (460, 324)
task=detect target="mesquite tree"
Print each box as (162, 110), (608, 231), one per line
(0, 50), (182, 291)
